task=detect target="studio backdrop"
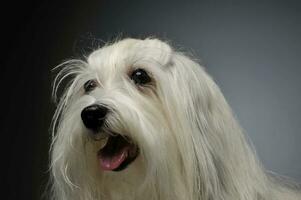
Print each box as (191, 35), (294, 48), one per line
(2, 1), (300, 200)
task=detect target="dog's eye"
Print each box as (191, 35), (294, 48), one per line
(130, 68), (151, 85)
(84, 80), (98, 93)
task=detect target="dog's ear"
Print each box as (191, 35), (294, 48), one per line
(134, 38), (173, 67)
(142, 38), (172, 52)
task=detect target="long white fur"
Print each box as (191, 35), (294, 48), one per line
(50, 38), (301, 200)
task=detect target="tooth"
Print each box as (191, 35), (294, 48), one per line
(99, 137), (109, 149)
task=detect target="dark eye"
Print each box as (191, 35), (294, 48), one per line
(130, 68), (151, 85)
(84, 80), (98, 93)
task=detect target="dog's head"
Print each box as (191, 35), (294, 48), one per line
(50, 38), (251, 199)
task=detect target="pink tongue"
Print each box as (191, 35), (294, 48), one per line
(99, 147), (128, 171)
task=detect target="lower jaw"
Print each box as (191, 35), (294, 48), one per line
(112, 149), (139, 171)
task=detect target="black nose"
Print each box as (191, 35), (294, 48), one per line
(81, 104), (108, 131)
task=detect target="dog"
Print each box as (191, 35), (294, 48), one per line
(50, 38), (300, 200)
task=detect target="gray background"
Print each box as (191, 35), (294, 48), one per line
(2, 0), (300, 199)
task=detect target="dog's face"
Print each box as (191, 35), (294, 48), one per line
(80, 38), (177, 172)
(51, 38), (220, 198)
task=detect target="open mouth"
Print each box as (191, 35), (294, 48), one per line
(97, 134), (139, 171)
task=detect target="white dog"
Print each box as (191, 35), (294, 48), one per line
(50, 38), (300, 200)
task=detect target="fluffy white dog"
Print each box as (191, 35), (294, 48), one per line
(50, 38), (300, 200)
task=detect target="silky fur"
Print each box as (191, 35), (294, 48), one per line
(50, 38), (300, 200)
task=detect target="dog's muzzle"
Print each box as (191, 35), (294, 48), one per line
(81, 104), (108, 132)
(81, 104), (139, 172)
